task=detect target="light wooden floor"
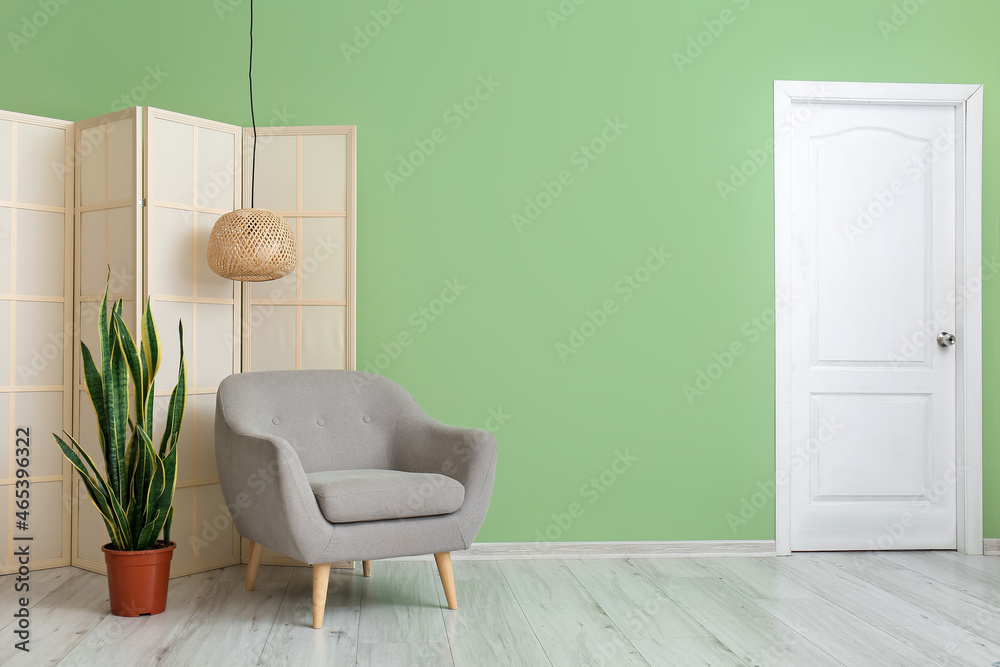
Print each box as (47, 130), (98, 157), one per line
(2, 551), (1000, 665)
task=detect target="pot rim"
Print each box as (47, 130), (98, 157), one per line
(101, 541), (177, 556)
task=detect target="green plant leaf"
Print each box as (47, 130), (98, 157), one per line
(105, 479), (133, 551)
(147, 442), (178, 546)
(124, 429), (145, 543)
(134, 426), (170, 550)
(136, 510), (161, 551)
(80, 343), (109, 460)
(159, 322), (187, 456)
(105, 311), (129, 503)
(53, 274), (184, 552)
(143, 430), (165, 513)
(98, 278), (113, 461)
(113, 307), (146, 431)
(142, 299), (161, 384)
(53, 432), (126, 549)
(163, 506), (174, 545)
(53, 431), (106, 496)
(144, 389), (155, 439)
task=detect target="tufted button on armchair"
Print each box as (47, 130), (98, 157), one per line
(215, 370), (497, 628)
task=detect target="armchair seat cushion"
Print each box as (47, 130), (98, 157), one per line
(306, 469), (465, 523)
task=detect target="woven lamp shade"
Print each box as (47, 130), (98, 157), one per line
(207, 208), (296, 282)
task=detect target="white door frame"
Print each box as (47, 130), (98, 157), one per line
(774, 80), (984, 555)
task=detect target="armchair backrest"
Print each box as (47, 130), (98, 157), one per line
(216, 370), (421, 473)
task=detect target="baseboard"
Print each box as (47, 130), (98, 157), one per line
(390, 540), (775, 561)
(984, 539), (1000, 556)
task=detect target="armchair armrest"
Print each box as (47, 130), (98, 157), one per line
(391, 415), (498, 547)
(215, 411), (333, 564)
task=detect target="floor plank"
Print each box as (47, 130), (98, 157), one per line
(218, 563), (296, 585)
(0, 569), (109, 666)
(0, 566), (83, 631)
(448, 560), (523, 608)
(937, 551), (1000, 578)
(443, 596), (551, 666)
(764, 553), (948, 627)
(519, 602), (650, 666)
(155, 571), (287, 665)
(7, 553), (1000, 666)
(829, 563), (1000, 646)
(499, 560), (595, 605)
(566, 559), (710, 641)
(873, 551), (1000, 600)
(653, 576), (841, 666)
(698, 557), (815, 601)
(754, 597), (936, 666)
(58, 569), (221, 667)
(812, 550), (900, 573)
(256, 567), (363, 666)
(630, 637), (748, 667)
(876, 622), (1000, 667)
(357, 561), (450, 645)
(628, 557), (715, 581)
(356, 641), (454, 667)
(441, 561), (551, 666)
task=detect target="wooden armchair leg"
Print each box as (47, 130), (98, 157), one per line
(312, 563), (332, 629)
(246, 540), (263, 591)
(362, 560), (372, 577)
(434, 552), (458, 610)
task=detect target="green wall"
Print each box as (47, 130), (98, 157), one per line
(2, 0), (997, 542)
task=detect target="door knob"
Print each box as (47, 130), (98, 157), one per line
(936, 332), (956, 347)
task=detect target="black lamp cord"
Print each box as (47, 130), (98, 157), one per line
(249, 0), (257, 208)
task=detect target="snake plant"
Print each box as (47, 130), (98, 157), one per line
(52, 278), (186, 551)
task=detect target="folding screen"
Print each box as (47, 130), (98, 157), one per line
(70, 108), (245, 577)
(245, 126), (356, 374)
(143, 108), (244, 576)
(241, 125), (357, 567)
(71, 108), (143, 574)
(1, 106), (355, 578)
(0, 110), (74, 574)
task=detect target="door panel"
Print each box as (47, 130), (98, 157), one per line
(789, 102), (957, 550)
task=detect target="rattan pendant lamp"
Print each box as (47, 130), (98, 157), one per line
(207, 0), (295, 282)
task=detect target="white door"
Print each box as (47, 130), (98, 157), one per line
(783, 93), (963, 550)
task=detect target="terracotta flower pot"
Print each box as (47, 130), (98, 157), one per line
(102, 541), (176, 617)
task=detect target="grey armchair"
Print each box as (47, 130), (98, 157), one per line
(215, 370), (497, 628)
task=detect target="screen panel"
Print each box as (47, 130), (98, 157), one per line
(242, 125), (356, 566)
(0, 109), (74, 574)
(144, 107), (242, 576)
(71, 108), (142, 574)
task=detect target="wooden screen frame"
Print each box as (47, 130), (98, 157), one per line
(4, 107), (357, 575)
(0, 110), (74, 574)
(70, 108), (144, 575)
(240, 125), (357, 569)
(142, 107), (244, 576)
